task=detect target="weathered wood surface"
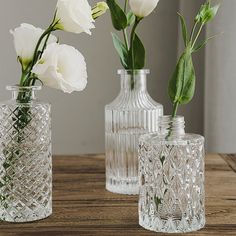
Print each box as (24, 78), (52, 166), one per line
(0, 154), (235, 236)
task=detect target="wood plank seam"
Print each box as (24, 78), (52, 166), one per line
(220, 154), (236, 173)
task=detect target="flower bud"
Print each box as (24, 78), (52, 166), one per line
(92, 2), (109, 20)
(129, 0), (160, 18)
(195, 2), (220, 24)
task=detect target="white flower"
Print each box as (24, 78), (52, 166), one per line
(10, 23), (57, 67)
(129, 0), (160, 18)
(55, 0), (95, 35)
(32, 43), (87, 93)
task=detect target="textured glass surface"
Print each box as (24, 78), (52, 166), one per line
(138, 116), (205, 233)
(105, 70), (163, 195)
(0, 86), (52, 222)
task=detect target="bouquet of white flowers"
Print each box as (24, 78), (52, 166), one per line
(11, 0), (108, 94)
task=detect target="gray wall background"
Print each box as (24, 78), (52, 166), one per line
(205, 0), (236, 153)
(0, 0), (205, 154)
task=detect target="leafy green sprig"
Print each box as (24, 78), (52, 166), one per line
(106, 0), (146, 89)
(168, 0), (220, 117)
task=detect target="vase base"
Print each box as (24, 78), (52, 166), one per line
(0, 208), (52, 223)
(106, 177), (139, 195)
(139, 214), (205, 233)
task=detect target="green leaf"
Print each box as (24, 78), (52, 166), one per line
(128, 33), (145, 69)
(106, 0), (127, 30)
(193, 34), (218, 53)
(168, 46), (196, 105)
(127, 11), (135, 26)
(178, 12), (188, 47)
(111, 32), (129, 68)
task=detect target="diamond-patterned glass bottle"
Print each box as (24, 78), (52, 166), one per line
(0, 86), (52, 222)
(105, 70), (163, 195)
(139, 116), (205, 233)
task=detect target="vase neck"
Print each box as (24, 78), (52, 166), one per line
(118, 70), (149, 92)
(7, 86), (41, 102)
(159, 116), (185, 137)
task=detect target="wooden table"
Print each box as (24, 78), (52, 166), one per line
(0, 154), (235, 236)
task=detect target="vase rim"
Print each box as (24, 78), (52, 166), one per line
(160, 115), (184, 120)
(117, 69), (150, 75)
(6, 85), (42, 91)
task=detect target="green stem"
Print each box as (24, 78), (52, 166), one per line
(20, 27), (51, 87)
(190, 21), (198, 43)
(41, 32), (52, 56)
(166, 101), (179, 140)
(124, 0), (128, 13)
(122, 0), (129, 51)
(32, 29), (51, 66)
(20, 71), (27, 86)
(130, 18), (141, 89)
(122, 29), (129, 50)
(172, 101), (179, 118)
(27, 19), (58, 85)
(18, 11), (59, 87)
(130, 19), (140, 67)
(31, 30), (53, 86)
(192, 23), (204, 48)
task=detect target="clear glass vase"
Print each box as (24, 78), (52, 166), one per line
(105, 70), (163, 195)
(0, 86), (52, 222)
(139, 116), (205, 233)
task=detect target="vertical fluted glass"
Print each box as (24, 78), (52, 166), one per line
(139, 116), (205, 233)
(105, 70), (163, 195)
(0, 86), (52, 222)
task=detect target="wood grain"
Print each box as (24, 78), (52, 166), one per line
(0, 154), (235, 236)
(221, 154), (236, 172)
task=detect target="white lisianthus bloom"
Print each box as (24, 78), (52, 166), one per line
(129, 0), (160, 18)
(55, 0), (95, 35)
(10, 23), (57, 67)
(32, 43), (87, 93)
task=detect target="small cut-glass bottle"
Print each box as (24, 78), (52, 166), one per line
(139, 115), (205, 233)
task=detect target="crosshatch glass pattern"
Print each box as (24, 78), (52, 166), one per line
(0, 87), (52, 222)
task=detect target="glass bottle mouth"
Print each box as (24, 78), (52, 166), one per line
(159, 115), (185, 122)
(159, 115), (185, 136)
(6, 85), (42, 92)
(6, 85), (42, 101)
(118, 69), (149, 91)
(117, 69), (150, 76)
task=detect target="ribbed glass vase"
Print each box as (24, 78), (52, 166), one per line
(0, 86), (52, 222)
(139, 116), (205, 233)
(105, 70), (163, 195)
